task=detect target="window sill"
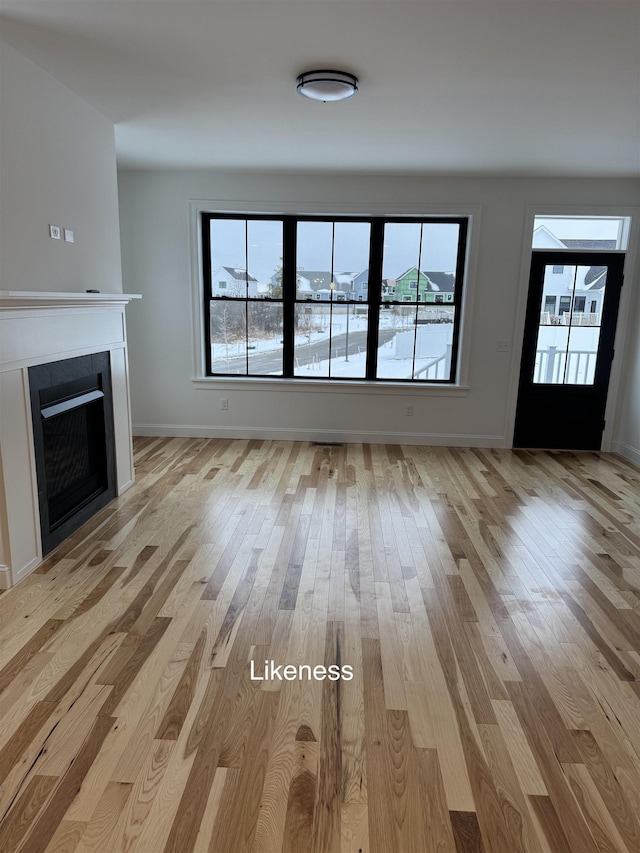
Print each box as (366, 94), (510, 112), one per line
(192, 377), (469, 397)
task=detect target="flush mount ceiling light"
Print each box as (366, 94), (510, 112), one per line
(296, 70), (358, 102)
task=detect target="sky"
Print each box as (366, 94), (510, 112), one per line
(209, 215), (628, 286)
(209, 218), (461, 284)
(535, 217), (625, 243)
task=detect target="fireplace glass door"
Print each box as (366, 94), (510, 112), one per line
(29, 352), (116, 555)
(41, 392), (109, 529)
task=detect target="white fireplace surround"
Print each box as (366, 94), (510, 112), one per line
(0, 291), (141, 589)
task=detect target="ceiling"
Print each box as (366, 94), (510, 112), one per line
(1, 1), (639, 176)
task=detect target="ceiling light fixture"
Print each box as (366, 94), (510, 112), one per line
(296, 70), (358, 102)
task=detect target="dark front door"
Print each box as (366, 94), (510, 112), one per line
(514, 251), (625, 450)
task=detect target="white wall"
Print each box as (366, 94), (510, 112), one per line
(613, 281), (640, 465)
(118, 170), (639, 447)
(0, 40), (122, 293)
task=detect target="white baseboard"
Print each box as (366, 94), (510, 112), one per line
(133, 423), (506, 448)
(117, 478), (135, 496)
(0, 554), (41, 590)
(611, 440), (640, 467)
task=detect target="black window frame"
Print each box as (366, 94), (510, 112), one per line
(202, 213), (468, 383)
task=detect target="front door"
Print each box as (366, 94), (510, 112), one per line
(514, 251), (625, 450)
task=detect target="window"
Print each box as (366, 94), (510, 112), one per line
(218, 281), (227, 289)
(533, 264), (611, 385)
(552, 265), (564, 274)
(202, 214), (468, 382)
(544, 295), (556, 314)
(533, 215), (631, 250)
(559, 296), (571, 316)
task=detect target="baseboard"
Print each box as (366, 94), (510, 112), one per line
(117, 478), (135, 496)
(610, 440), (640, 467)
(0, 554), (41, 590)
(133, 423), (506, 448)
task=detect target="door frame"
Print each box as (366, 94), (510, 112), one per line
(504, 206), (639, 451)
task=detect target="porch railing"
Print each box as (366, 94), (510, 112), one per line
(414, 343), (453, 380)
(539, 312), (600, 326)
(534, 345), (597, 384)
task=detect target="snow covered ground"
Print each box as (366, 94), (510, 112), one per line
(212, 309), (452, 379)
(293, 338), (449, 380)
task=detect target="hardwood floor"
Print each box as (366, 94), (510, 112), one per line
(1, 438), (640, 852)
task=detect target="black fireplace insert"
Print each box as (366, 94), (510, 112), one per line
(29, 352), (116, 555)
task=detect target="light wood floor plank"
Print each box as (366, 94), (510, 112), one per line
(0, 440), (638, 851)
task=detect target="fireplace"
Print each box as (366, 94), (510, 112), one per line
(0, 291), (139, 588)
(29, 352), (116, 555)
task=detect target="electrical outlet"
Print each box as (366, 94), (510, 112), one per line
(49, 225), (61, 239)
(497, 340), (510, 352)
(405, 403), (414, 417)
(220, 398), (229, 410)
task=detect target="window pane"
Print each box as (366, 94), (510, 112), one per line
(293, 304), (368, 378)
(328, 305), (367, 378)
(563, 265), (606, 385)
(382, 223), (421, 302)
(413, 306), (455, 379)
(247, 302), (284, 376)
(419, 223), (460, 303)
(333, 221), (371, 300)
(377, 305), (418, 379)
(296, 220), (371, 302)
(533, 327), (569, 384)
(247, 220), (282, 300)
(210, 219), (248, 298)
(534, 263), (606, 385)
(210, 301), (247, 374)
(532, 216), (630, 250)
(296, 222), (333, 299)
(294, 303), (330, 376)
(382, 222), (460, 305)
(565, 326), (600, 384)
(377, 307), (455, 381)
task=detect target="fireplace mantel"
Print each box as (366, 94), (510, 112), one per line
(0, 291), (141, 309)
(0, 291), (141, 588)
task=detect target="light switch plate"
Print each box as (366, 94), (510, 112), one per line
(64, 229), (74, 243)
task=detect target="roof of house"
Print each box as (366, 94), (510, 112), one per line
(423, 271), (455, 292)
(584, 266), (608, 290)
(297, 271), (332, 290)
(296, 274), (312, 292)
(395, 267), (421, 281)
(561, 239), (617, 250)
(290, 271), (358, 290)
(334, 272), (357, 287)
(220, 266), (258, 282)
(532, 225), (566, 249)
